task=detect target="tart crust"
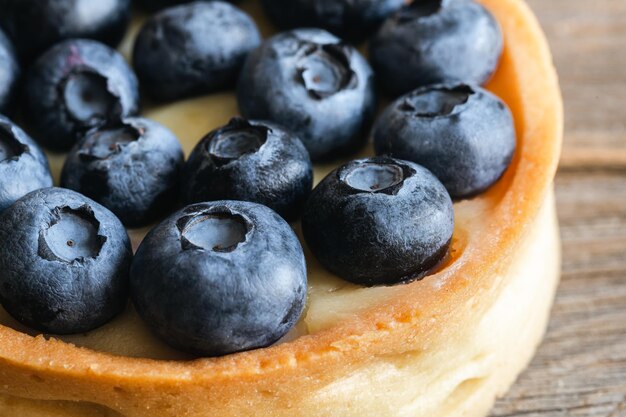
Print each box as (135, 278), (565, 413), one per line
(0, 193), (560, 417)
(0, 0), (563, 415)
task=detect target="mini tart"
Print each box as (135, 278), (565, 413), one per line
(0, 0), (563, 416)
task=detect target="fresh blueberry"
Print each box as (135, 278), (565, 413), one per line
(370, 0), (503, 97)
(0, 187), (132, 334)
(302, 156), (454, 286)
(22, 39), (140, 151)
(135, 0), (239, 12)
(0, 28), (19, 115)
(61, 117), (184, 228)
(0, 0), (131, 64)
(260, 0), (404, 43)
(0, 115), (53, 213)
(182, 118), (313, 221)
(237, 28), (377, 161)
(130, 200), (307, 356)
(374, 83), (516, 199)
(133, 1), (261, 101)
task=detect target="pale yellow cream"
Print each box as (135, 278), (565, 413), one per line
(1, 0), (494, 360)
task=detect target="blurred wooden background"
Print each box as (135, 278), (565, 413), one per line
(490, 0), (626, 415)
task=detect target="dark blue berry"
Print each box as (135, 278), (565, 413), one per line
(0, 28), (19, 115)
(21, 39), (140, 151)
(130, 200), (307, 356)
(0, 187), (132, 334)
(374, 83), (516, 199)
(237, 28), (377, 161)
(260, 0), (405, 43)
(0, 0), (131, 64)
(302, 156), (454, 286)
(61, 117), (184, 228)
(136, 0), (239, 12)
(133, 1), (261, 101)
(370, 0), (503, 97)
(182, 118), (313, 221)
(0, 115), (53, 213)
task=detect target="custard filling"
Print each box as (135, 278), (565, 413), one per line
(0, 3), (504, 360)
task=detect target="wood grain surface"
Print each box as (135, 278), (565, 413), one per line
(490, 1), (626, 415)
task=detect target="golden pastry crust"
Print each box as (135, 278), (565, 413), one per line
(0, 193), (560, 417)
(0, 0), (563, 415)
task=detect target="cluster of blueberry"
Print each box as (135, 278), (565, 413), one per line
(0, 0), (515, 356)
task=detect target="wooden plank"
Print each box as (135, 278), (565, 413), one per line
(560, 148), (626, 170)
(528, 0), (626, 158)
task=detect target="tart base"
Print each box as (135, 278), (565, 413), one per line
(0, 190), (560, 417)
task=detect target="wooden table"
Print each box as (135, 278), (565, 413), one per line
(490, 1), (626, 415)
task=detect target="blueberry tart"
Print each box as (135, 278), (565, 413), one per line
(0, 1), (563, 416)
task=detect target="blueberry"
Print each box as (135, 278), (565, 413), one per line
(260, 0), (405, 43)
(22, 39), (139, 151)
(374, 83), (516, 199)
(135, 0), (239, 12)
(0, 187), (132, 334)
(0, 0), (131, 64)
(237, 28), (377, 161)
(0, 28), (19, 115)
(61, 117), (184, 228)
(130, 200), (307, 356)
(370, 0), (503, 97)
(182, 118), (313, 221)
(133, 1), (261, 102)
(0, 115), (53, 213)
(302, 156), (454, 286)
